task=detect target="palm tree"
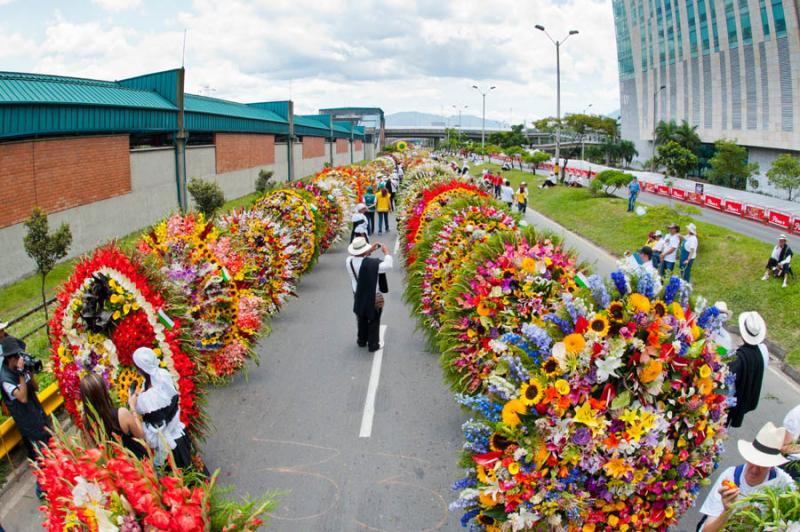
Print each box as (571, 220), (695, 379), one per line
(654, 120), (678, 147)
(654, 120), (701, 155)
(617, 140), (638, 168)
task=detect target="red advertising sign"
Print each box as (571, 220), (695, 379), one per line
(687, 192), (703, 204)
(724, 199), (744, 216)
(745, 204), (767, 222)
(671, 187), (687, 200)
(768, 210), (791, 229)
(704, 195), (722, 210)
(642, 181), (657, 193)
(657, 184), (670, 196)
(793, 217), (800, 234)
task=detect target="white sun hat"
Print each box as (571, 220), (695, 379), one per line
(348, 237), (372, 256)
(737, 421), (789, 467)
(738, 311), (767, 345)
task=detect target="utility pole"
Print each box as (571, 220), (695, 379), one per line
(535, 25), (578, 176)
(472, 84), (495, 151)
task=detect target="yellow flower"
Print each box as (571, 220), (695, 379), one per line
(564, 333), (586, 354)
(607, 515), (620, 528)
(698, 364), (712, 379)
(507, 462), (520, 475)
(626, 423), (647, 442)
(629, 293), (651, 313)
(607, 301), (626, 322)
(542, 357), (561, 377)
(653, 300), (668, 317)
(665, 507), (674, 518)
(502, 399), (527, 427)
(603, 456), (633, 479)
(589, 315), (610, 336)
(554, 379), (570, 395)
(479, 492), (498, 507)
(521, 257), (537, 273)
(112, 310), (121, 320)
(573, 402), (601, 432)
(620, 408), (639, 425)
(477, 301), (493, 317)
(639, 360), (663, 383)
(671, 302), (685, 320)
(696, 378), (713, 395)
(109, 294), (123, 304)
(520, 381), (544, 406)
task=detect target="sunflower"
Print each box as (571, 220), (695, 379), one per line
(520, 381), (544, 406)
(502, 398), (528, 426)
(607, 301), (626, 323)
(489, 432), (511, 451)
(477, 513), (497, 525)
(653, 300), (668, 317)
(564, 333), (586, 354)
(116, 367), (144, 405)
(589, 315), (610, 336)
(542, 357), (561, 377)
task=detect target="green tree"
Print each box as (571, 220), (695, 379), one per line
(766, 153), (800, 200)
(188, 177), (226, 218)
(655, 120), (701, 155)
(255, 169), (274, 194)
(23, 207), (72, 329)
(589, 169), (634, 195)
(617, 140), (638, 168)
(524, 151), (551, 168)
(656, 140), (699, 178)
(706, 139), (759, 190)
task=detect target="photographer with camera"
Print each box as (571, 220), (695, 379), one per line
(0, 322), (50, 498)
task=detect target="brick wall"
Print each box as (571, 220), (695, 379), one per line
(215, 133), (275, 174)
(354, 140), (363, 151)
(336, 139), (349, 154)
(0, 135), (131, 228)
(303, 136), (325, 159)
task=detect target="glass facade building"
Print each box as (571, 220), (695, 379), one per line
(612, 0), (800, 198)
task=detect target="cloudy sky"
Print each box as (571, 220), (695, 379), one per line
(0, 0), (620, 122)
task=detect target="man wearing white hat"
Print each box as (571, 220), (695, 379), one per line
(350, 203), (369, 243)
(680, 222), (699, 283)
(762, 234), (793, 288)
(697, 422), (794, 531)
(727, 311), (769, 428)
(346, 237), (393, 352)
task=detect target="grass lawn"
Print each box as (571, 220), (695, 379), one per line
(475, 162), (800, 368)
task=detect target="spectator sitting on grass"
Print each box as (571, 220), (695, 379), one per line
(762, 234), (793, 288)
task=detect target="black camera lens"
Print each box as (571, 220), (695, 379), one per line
(22, 353), (43, 374)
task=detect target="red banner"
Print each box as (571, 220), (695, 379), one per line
(745, 204), (767, 222)
(769, 210), (791, 229)
(642, 181), (657, 193)
(657, 184), (670, 196)
(671, 187), (687, 200)
(704, 194), (722, 209)
(687, 192), (703, 204)
(724, 199), (744, 216)
(793, 217), (800, 234)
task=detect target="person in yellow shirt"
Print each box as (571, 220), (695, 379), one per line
(516, 182), (528, 214)
(376, 182), (392, 234)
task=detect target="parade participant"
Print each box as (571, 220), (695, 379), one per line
(697, 422), (793, 531)
(376, 183), (391, 234)
(500, 180), (514, 209)
(762, 234), (793, 288)
(350, 203), (369, 243)
(80, 373), (148, 459)
(659, 223), (681, 276)
(515, 182), (528, 213)
(346, 238), (392, 353)
(363, 186), (377, 235)
(681, 223), (699, 282)
(727, 311), (769, 428)
(131, 347), (193, 469)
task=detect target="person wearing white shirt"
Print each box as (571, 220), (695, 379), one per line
(762, 234), (793, 288)
(350, 203), (369, 243)
(697, 422), (795, 531)
(619, 246), (663, 294)
(346, 238), (393, 352)
(500, 180), (515, 208)
(650, 230), (664, 268)
(659, 223), (681, 276)
(680, 223), (699, 282)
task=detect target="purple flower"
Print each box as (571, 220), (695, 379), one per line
(572, 427), (592, 445)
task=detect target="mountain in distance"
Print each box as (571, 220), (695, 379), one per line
(386, 111), (503, 129)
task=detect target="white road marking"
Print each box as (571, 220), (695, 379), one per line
(393, 237), (399, 255)
(359, 325), (387, 438)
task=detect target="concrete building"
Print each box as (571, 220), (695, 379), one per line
(612, 0), (800, 199)
(0, 68), (376, 285)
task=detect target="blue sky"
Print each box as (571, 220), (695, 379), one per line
(0, 0), (620, 121)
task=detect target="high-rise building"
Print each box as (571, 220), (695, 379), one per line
(612, 0), (800, 199)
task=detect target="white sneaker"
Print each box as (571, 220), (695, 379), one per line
(761, 274), (769, 281)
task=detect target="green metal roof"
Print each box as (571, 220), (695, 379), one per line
(0, 72), (177, 111)
(185, 94), (286, 123)
(183, 93), (289, 135)
(294, 115), (331, 137)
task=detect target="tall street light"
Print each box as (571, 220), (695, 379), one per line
(535, 25), (579, 176)
(652, 84), (667, 171)
(472, 84), (496, 150)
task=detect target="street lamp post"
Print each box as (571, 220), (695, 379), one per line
(652, 84), (667, 171)
(535, 25), (579, 178)
(472, 84), (496, 151)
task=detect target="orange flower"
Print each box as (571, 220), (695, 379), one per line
(629, 293), (651, 313)
(639, 360), (663, 383)
(564, 333), (586, 354)
(477, 301), (493, 317)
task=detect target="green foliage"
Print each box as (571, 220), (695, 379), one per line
(724, 485), (800, 531)
(617, 140), (638, 167)
(524, 151), (551, 168)
(487, 124), (528, 149)
(706, 139), (759, 190)
(188, 177), (226, 218)
(562, 113), (619, 137)
(766, 153), (800, 200)
(207, 475), (280, 532)
(654, 119), (701, 155)
(255, 169), (275, 194)
(589, 169), (634, 195)
(23, 207), (72, 327)
(656, 140), (699, 178)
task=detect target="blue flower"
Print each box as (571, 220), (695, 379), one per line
(561, 293), (579, 323)
(611, 270), (628, 297)
(637, 271), (655, 298)
(543, 314), (572, 334)
(460, 509), (480, 528)
(663, 276), (681, 304)
(520, 323), (552, 353)
(587, 274), (611, 308)
(455, 394), (502, 422)
(697, 306), (721, 329)
(452, 475), (477, 491)
(462, 419), (492, 454)
(501, 354), (530, 384)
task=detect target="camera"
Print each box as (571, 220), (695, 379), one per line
(21, 353), (43, 374)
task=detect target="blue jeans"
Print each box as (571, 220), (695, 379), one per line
(681, 259), (695, 282)
(628, 193), (638, 211)
(377, 211), (389, 233)
(365, 212), (375, 235)
(660, 260), (676, 276)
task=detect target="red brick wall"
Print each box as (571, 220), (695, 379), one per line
(303, 136), (325, 159)
(336, 139), (348, 154)
(215, 133), (275, 174)
(0, 135), (131, 228)
(354, 140), (363, 151)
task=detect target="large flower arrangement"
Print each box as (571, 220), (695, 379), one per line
(312, 170), (358, 220)
(218, 208), (297, 316)
(138, 213), (266, 382)
(35, 423), (271, 531)
(439, 228), (582, 395)
(254, 188), (321, 273)
(292, 181), (343, 252)
(405, 199), (516, 332)
(452, 275), (730, 530)
(49, 246), (204, 435)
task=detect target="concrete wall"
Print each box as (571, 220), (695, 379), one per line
(365, 142), (376, 161)
(273, 142), (290, 182)
(0, 147), (178, 286)
(293, 143), (327, 180)
(333, 141), (352, 167)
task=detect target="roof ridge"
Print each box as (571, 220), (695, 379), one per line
(0, 71), (121, 88)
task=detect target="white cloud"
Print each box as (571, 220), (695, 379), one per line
(3, 0), (620, 121)
(91, 0), (142, 11)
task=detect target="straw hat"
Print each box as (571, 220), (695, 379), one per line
(738, 311), (767, 345)
(348, 237), (373, 256)
(737, 422), (789, 467)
